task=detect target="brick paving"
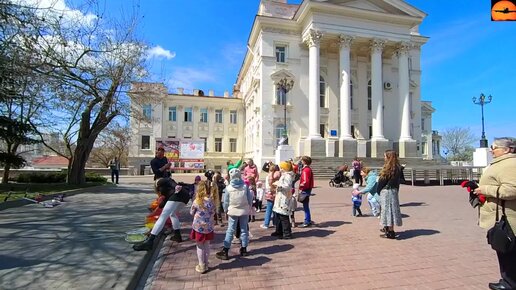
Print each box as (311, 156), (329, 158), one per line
(145, 181), (499, 290)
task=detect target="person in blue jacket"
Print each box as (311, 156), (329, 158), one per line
(355, 167), (380, 217)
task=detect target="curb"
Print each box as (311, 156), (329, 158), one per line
(0, 184), (111, 211)
(127, 233), (166, 290)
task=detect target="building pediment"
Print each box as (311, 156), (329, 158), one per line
(313, 0), (426, 18)
(270, 69), (295, 83)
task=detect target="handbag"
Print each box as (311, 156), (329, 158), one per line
(486, 187), (515, 253)
(297, 191), (308, 202)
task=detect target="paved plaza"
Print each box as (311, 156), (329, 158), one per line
(0, 175), (500, 290)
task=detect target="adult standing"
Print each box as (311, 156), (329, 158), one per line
(261, 164), (281, 229)
(298, 156), (314, 227)
(377, 150), (403, 239)
(352, 157), (363, 186)
(474, 137), (516, 290)
(216, 168), (254, 260)
(109, 157), (121, 184)
(151, 147), (171, 180)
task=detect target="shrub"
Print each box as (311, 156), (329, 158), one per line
(85, 172), (107, 183)
(16, 172), (67, 183)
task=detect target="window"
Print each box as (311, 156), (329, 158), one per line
(230, 138), (237, 152)
(215, 138), (222, 152)
(276, 87), (286, 105)
(351, 125), (355, 139)
(320, 76), (326, 108)
(422, 141), (427, 155)
(184, 107), (192, 122)
(200, 108), (208, 123)
(168, 106), (176, 121)
(275, 45), (286, 63)
(141, 135), (150, 150)
(202, 137), (208, 150)
(143, 104), (152, 119)
(230, 110), (237, 124)
(367, 80), (372, 110)
(275, 124), (286, 147)
(409, 92), (414, 119)
(369, 125), (372, 139)
(350, 80), (354, 110)
(215, 110), (223, 123)
(421, 118), (425, 131)
(320, 123), (326, 138)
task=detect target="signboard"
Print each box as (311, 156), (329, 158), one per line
(330, 130), (337, 137)
(156, 140), (179, 160)
(156, 138), (205, 170)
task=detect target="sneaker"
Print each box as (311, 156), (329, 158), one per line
(260, 224), (269, 229)
(256, 209), (261, 213)
(195, 264), (207, 274)
(300, 223), (310, 228)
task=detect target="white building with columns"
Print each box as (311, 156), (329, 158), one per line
(234, 0), (439, 166)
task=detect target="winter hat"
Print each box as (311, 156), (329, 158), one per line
(194, 175), (201, 182)
(229, 168), (241, 180)
(279, 161), (292, 172)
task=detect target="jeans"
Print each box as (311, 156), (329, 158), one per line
(150, 200), (185, 235)
(301, 190), (312, 225)
(224, 215), (249, 249)
(352, 204), (362, 216)
(263, 200), (274, 227)
(367, 193), (380, 216)
(111, 170), (119, 184)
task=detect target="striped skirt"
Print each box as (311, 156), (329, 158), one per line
(380, 188), (402, 227)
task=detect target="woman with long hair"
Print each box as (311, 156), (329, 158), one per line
(377, 150), (404, 239)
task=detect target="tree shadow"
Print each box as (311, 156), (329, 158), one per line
(400, 202), (427, 207)
(315, 221), (350, 228)
(0, 255), (47, 270)
(396, 229), (440, 240)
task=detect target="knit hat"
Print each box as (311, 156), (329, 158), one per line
(229, 168), (244, 188)
(194, 175), (201, 182)
(279, 161), (292, 172)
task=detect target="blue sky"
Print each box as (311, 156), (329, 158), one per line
(105, 0), (515, 143)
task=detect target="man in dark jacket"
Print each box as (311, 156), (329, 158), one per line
(151, 147), (171, 180)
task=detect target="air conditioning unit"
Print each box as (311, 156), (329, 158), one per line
(384, 82), (392, 90)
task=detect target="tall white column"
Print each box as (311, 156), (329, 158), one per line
(304, 29), (323, 139)
(371, 39), (386, 140)
(397, 42), (412, 141)
(339, 35), (353, 140)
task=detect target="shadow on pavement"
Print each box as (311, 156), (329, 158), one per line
(293, 229), (335, 238)
(315, 221), (351, 228)
(0, 255), (46, 270)
(217, 255), (273, 270)
(397, 229), (440, 240)
(401, 213), (410, 218)
(400, 202), (427, 207)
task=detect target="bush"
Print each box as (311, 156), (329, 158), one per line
(16, 172), (67, 183)
(85, 172), (107, 183)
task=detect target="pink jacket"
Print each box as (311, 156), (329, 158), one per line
(243, 165), (259, 181)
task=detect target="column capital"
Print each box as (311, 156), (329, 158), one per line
(304, 29), (323, 47)
(370, 38), (386, 53)
(396, 41), (412, 56)
(338, 35), (354, 49)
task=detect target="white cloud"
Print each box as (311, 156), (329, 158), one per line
(167, 68), (217, 91)
(146, 45), (176, 60)
(15, 0), (97, 26)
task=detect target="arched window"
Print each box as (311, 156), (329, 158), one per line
(320, 76), (326, 108)
(350, 80), (354, 110)
(275, 124), (286, 147)
(367, 80), (372, 110)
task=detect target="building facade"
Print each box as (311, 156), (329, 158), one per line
(128, 0), (441, 174)
(235, 0), (438, 167)
(128, 83), (245, 174)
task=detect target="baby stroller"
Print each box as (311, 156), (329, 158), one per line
(329, 170), (353, 187)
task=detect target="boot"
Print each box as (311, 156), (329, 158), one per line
(170, 229), (182, 243)
(215, 247), (229, 260)
(133, 235), (155, 251)
(380, 231), (396, 239)
(240, 247), (249, 256)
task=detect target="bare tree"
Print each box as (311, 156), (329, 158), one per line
(9, 0), (154, 184)
(441, 127), (477, 160)
(89, 123), (131, 168)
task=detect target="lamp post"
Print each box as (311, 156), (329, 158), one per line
(277, 77), (294, 145)
(472, 93), (492, 148)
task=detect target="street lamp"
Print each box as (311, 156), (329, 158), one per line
(277, 77), (294, 145)
(472, 93), (492, 148)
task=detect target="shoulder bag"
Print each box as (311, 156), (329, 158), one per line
(486, 187), (515, 253)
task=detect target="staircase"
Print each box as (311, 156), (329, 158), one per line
(311, 157), (447, 179)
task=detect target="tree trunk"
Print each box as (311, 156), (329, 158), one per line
(2, 164), (11, 184)
(67, 139), (95, 185)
